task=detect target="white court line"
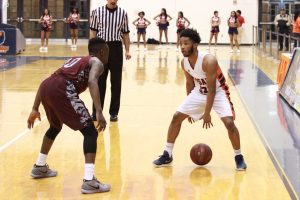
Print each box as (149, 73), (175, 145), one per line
(0, 116), (47, 152)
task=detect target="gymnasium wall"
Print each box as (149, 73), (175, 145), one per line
(90, 0), (258, 44)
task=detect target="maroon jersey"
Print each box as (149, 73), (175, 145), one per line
(54, 56), (91, 94)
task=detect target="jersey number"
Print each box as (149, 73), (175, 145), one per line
(63, 58), (82, 68)
(200, 86), (208, 94)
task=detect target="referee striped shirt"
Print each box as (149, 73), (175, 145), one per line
(90, 5), (130, 42)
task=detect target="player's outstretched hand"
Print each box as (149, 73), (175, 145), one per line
(188, 117), (195, 124)
(96, 111), (107, 132)
(200, 113), (213, 129)
(27, 110), (41, 129)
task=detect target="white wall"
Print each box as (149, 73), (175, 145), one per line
(90, 0), (258, 44)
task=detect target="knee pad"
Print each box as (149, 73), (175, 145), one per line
(45, 127), (61, 140)
(80, 125), (98, 154)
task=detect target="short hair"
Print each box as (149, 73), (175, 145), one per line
(180, 28), (201, 44)
(214, 11), (218, 14)
(236, 10), (241, 14)
(138, 11), (145, 16)
(88, 37), (106, 54)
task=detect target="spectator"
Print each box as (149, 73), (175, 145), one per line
(274, 8), (292, 51)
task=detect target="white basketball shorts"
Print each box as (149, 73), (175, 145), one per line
(177, 88), (235, 120)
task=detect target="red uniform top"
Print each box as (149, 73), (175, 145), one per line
(237, 15), (245, 27)
(54, 56), (91, 94)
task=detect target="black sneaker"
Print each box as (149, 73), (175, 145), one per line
(235, 154), (247, 171)
(153, 150), (173, 167)
(110, 115), (118, 122)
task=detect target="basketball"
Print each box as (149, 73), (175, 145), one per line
(190, 143), (212, 165)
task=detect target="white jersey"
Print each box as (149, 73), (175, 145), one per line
(179, 51), (234, 120)
(183, 51), (225, 95)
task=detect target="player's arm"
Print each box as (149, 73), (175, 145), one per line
(201, 54), (217, 129)
(27, 86), (42, 129)
(181, 60), (194, 95)
(88, 57), (106, 131)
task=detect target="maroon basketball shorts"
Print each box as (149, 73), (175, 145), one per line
(40, 75), (92, 131)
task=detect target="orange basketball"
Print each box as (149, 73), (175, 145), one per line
(190, 143), (212, 165)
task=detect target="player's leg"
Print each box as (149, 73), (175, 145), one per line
(213, 90), (247, 170)
(221, 117), (246, 170)
(31, 92), (62, 179)
(153, 112), (188, 167)
(80, 125), (110, 194)
(153, 90), (204, 167)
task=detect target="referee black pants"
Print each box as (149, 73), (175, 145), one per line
(92, 41), (123, 117)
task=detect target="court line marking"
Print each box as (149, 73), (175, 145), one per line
(0, 116), (47, 153)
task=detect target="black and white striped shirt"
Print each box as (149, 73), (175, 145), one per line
(90, 5), (130, 42)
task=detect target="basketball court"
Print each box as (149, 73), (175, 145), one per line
(0, 43), (296, 199)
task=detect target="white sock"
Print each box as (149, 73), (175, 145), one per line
(234, 149), (241, 156)
(36, 153), (47, 166)
(165, 143), (174, 157)
(84, 163), (95, 181)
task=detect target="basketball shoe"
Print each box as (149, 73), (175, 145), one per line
(81, 176), (111, 194)
(31, 164), (57, 178)
(153, 150), (173, 167)
(235, 154), (247, 171)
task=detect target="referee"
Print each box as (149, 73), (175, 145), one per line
(90, 0), (131, 122)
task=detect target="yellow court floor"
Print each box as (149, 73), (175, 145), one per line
(0, 44), (292, 199)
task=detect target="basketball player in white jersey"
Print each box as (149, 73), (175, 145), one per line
(153, 28), (247, 170)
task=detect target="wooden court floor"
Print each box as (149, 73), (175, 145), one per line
(0, 44), (292, 199)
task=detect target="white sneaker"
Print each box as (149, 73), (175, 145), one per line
(39, 47), (44, 52)
(236, 49), (240, 53)
(167, 45), (170, 49)
(158, 45), (162, 49)
(229, 49), (234, 53)
(44, 47), (48, 52)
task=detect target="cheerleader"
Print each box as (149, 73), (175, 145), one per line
(39, 9), (52, 52)
(228, 11), (240, 53)
(67, 8), (80, 49)
(208, 11), (220, 50)
(176, 11), (190, 50)
(132, 11), (151, 50)
(153, 8), (172, 48)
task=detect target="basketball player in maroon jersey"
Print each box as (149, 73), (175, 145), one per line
(27, 38), (111, 194)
